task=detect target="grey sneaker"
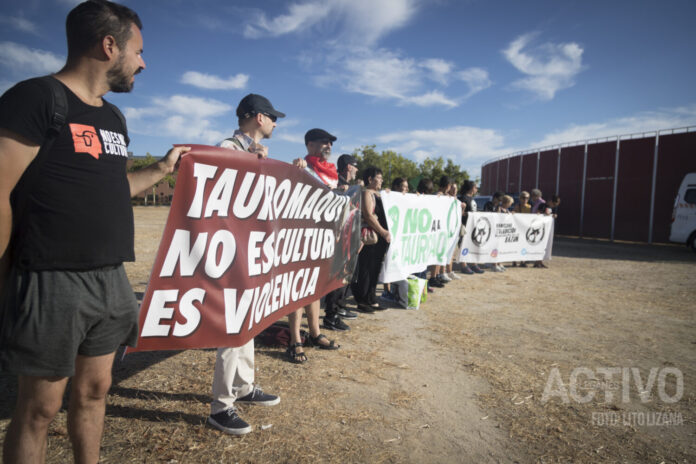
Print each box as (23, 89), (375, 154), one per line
(336, 307), (358, 319)
(236, 386), (280, 406)
(208, 409), (252, 435)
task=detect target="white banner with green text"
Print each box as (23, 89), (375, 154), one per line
(378, 192), (462, 283)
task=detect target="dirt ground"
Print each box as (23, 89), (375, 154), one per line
(1, 206), (694, 463)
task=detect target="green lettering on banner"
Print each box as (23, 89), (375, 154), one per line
(388, 205), (400, 240)
(446, 199), (458, 238)
(402, 208), (418, 234)
(436, 232), (446, 260)
(418, 209), (431, 233)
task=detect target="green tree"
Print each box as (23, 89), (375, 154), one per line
(351, 145), (419, 188)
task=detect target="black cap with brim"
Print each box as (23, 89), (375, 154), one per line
(305, 128), (337, 144)
(337, 154), (357, 171)
(236, 93), (286, 119)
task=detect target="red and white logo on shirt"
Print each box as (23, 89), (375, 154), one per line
(69, 123), (102, 159)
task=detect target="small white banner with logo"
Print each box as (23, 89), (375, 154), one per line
(459, 212), (554, 263)
(379, 191), (462, 283)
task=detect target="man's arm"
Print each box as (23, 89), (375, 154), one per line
(127, 146), (191, 197)
(0, 129), (41, 287)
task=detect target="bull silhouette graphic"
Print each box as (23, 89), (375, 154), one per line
(525, 220), (546, 244)
(471, 218), (491, 246)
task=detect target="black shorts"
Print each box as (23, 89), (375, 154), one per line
(0, 265), (139, 377)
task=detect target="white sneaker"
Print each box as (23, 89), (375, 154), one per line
(497, 264), (506, 272)
(439, 273), (452, 282)
(448, 271), (461, 280)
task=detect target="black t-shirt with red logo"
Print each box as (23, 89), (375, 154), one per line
(0, 77), (135, 270)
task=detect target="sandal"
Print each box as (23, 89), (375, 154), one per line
(307, 334), (340, 350)
(286, 343), (308, 363)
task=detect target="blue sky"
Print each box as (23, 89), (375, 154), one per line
(1, 0), (695, 178)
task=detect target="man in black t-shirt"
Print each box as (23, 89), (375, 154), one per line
(0, 2), (189, 462)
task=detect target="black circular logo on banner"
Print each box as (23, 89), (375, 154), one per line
(471, 217), (491, 246)
(525, 219), (546, 245)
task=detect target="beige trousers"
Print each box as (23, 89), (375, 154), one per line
(210, 339), (255, 414)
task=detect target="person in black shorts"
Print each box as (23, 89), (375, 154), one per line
(0, 1), (190, 462)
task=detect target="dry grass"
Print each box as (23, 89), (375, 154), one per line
(1, 207), (694, 463)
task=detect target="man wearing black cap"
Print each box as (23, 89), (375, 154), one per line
(218, 93), (288, 160)
(304, 128), (339, 188)
(285, 129), (347, 363)
(208, 93), (292, 436)
(337, 154), (359, 191)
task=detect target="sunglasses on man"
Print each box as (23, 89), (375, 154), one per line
(261, 112), (277, 122)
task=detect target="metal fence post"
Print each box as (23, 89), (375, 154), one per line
(648, 131), (660, 244)
(611, 138), (620, 241)
(580, 143), (588, 237)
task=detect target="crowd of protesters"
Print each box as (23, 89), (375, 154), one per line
(0, 1), (563, 459)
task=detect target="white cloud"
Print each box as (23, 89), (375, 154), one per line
(0, 41), (64, 75)
(245, 1), (487, 108)
(530, 105), (696, 148)
(0, 16), (39, 35)
(124, 95), (232, 144)
(244, 0), (416, 46)
(403, 91), (458, 108)
(181, 71), (249, 90)
(421, 58), (454, 85)
(503, 32), (584, 100)
(377, 126), (508, 163)
(340, 48), (420, 99)
(244, 2), (331, 38)
(369, 126), (509, 179)
(458, 67), (492, 97)
(318, 48), (475, 108)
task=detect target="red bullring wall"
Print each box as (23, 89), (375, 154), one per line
(479, 127), (696, 244)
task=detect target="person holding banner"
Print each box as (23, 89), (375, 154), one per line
(458, 180), (485, 275)
(438, 176), (461, 281)
(208, 93), (289, 435)
(284, 129), (345, 364)
(352, 167), (391, 311)
(326, 153), (361, 321)
(0, 2), (190, 462)
(337, 153), (359, 192)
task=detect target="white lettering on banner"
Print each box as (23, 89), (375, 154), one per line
(141, 288), (205, 338)
(159, 229), (236, 278)
(141, 266), (322, 338)
(186, 162), (348, 223)
(248, 228), (335, 277)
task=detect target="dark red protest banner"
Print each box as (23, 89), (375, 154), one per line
(129, 145), (360, 352)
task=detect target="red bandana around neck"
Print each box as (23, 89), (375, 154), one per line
(305, 155), (338, 188)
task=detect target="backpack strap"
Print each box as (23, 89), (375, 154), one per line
(222, 136), (245, 151)
(105, 101), (129, 145)
(9, 76), (69, 260)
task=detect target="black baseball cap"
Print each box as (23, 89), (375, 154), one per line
(236, 94), (286, 119)
(304, 128), (337, 145)
(337, 154), (357, 171)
